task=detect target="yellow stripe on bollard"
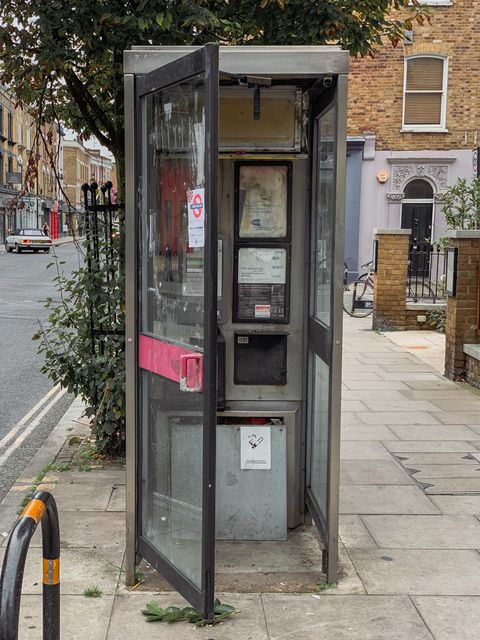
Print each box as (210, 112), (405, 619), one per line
(22, 499), (46, 523)
(43, 558), (60, 586)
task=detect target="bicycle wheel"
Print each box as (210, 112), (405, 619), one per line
(343, 279), (374, 317)
(407, 279), (435, 302)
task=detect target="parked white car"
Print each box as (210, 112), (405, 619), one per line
(5, 228), (53, 253)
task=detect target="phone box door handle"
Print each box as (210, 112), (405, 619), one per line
(180, 353), (204, 392)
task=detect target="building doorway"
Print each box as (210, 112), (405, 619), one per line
(401, 179), (434, 245)
(401, 179), (434, 278)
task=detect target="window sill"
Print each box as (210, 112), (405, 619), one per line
(401, 127), (448, 134)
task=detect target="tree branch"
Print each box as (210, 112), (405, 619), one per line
(64, 68), (117, 151)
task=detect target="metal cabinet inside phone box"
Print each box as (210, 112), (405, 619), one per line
(124, 45), (348, 616)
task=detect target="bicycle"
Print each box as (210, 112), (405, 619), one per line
(343, 261), (375, 317)
(343, 261), (436, 318)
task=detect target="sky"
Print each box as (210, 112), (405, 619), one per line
(63, 128), (114, 160)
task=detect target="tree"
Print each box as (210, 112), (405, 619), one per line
(0, 0), (429, 177)
(0, 1), (429, 452)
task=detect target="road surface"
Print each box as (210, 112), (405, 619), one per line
(0, 242), (81, 500)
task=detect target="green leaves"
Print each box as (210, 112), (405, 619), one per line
(442, 178), (480, 231)
(155, 12), (173, 31)
(33, 223), (126, 455)
(0, 0), (431, 168)
(142, 599), (239, 626)
(317, 582), (337, 591)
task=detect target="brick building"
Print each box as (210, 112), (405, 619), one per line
(0, 85), (64, 240)
(345, 0), (479, 278)
(63, 138), (115, 233)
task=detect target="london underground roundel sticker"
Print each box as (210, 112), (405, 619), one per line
(187, 187), (205, 248)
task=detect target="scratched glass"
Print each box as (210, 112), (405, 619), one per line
(139, 76), (205, 589)
(310, 356), (330, 514)
(313, 106), (335, 328)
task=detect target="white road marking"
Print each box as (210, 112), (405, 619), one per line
(0, 387), (67, 467)
(0, 316), (45, 320)
(0, 384), (61, 451)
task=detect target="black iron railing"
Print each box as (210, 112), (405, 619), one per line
(407, 243), (446, 304)
(0, 491), (60, 640)
(81, 181), (122, 408)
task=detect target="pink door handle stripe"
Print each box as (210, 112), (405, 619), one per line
(139, 334), (203, 390)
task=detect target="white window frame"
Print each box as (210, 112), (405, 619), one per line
(402, 54), (448, 133)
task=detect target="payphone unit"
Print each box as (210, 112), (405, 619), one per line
(125, 45), (348, 619)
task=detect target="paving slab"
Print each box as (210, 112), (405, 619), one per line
(404, 380), (458, 390)
(342, 355), (363, 363)
(107, 592), (268, 639)
(341, 413), (360, 426)
(393, 452), (479, 465)
(433, 412), (480, 425)
(362, 400), (439, 412)
(378, 364), (436, 373)
(340, 460), (413, 485)
(216, 528), (322, 574)
(43, 469), (126, 485)
(357, 412), (440, 425)
(423, 478), (480, 494)
(413, 596), (480, 640)
(360, 354), (419, 363)
(362, 515), (480, 549)
(4, 546), (123, 595)
(107, 484), (126, 511)
(327, 544), (366, 595)
(400, 389), (478, 401)
(340, 441), (392, 460)
(349, 549), (480, 595)
(30, 512), (125, 550)
(431, 399), (480, 411)
(382, 441), (476, 453)
(340, 486), (439, 515)
(342, 364), (381, 373)
(429, 495), (480, 515)
(343, 380), (411, 390)
(341, 400), (367, 412)
(342, 389), (407, 401)
(389, 425), (478, 441)
(341, 424), (398, 441)
(410, 464), (480, 478)
(381, 372), (442, 381)
(36, 481), (114, 511)
(468, 425), (480, 436)
(341, 372), (383, 381)
(339, 515), (377, 548)
(19, 594), (114, 640)
(261, 594), (433, 640)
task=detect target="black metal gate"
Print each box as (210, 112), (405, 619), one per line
(81, 180), (123, 408)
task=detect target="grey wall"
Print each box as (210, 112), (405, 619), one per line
(344, 142), (363, 281)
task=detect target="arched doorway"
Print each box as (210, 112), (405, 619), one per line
(401, 179), (434, 245)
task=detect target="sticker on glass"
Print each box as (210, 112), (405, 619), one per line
(187, 187), (205, 248)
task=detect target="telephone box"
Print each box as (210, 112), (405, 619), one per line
(124, 45), (348, 619)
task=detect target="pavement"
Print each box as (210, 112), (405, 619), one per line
(2, 315), (480, 639)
